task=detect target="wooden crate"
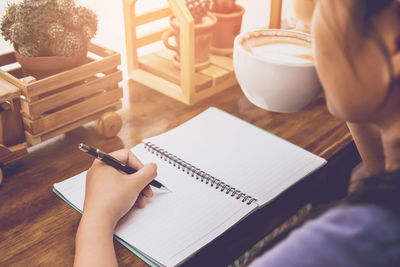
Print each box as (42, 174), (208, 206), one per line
(0, 43), (123, 146)
(123, 0), (239, 105)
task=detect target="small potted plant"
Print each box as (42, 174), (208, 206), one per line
(0, 0), (98, 79)
(210, 0), (245, 55)
(162, 0), (217, 70)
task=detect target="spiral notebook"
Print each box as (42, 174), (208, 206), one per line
(53, 107), (327, 267)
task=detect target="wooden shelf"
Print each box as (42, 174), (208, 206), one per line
(123, 0), (238, 105)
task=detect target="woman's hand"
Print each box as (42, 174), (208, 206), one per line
(74, 149), (157, 267)
(83, 149), (157, 227)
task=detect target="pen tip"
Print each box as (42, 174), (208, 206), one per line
(162, 186), (172, 193)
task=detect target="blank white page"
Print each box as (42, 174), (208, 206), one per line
(54, 143), (257, 267)
(144, 107), (327, 206)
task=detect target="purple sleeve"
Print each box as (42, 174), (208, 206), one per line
(250, 205), (400, 267)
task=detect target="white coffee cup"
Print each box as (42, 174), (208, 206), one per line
(233, 29), (321, 113)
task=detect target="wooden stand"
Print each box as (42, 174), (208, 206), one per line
(123, 0), (238, 105)
(270, 0), (283, 29)
(0, 43), (124, 183)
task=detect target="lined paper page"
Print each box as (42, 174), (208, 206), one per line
(54, 143), (256, 266)
(145, 107), (327, 206)
(54, 171), (86, 211)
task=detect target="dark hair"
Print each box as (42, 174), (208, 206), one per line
(350, 0), (396, 108)
(352, 0), (394, 31)
(318, 0), (395, 109)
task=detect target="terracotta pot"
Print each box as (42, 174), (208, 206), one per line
(14, 48), (87, 80)
(211, 4), (245, 55)
(162, 13), (217, 70)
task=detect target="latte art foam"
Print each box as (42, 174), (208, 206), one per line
(251, 41), (313, 64)
(241, 34), (314, 65)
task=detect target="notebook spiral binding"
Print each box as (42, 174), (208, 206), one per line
(144, 142), (257, 205)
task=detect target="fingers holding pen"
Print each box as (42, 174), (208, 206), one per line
(129, 163), (157, 208)
(135, 194), (148, 209)
(141, 185), (154, 198)
(124, 163), (157, 201)
(108, 149), (144, 170)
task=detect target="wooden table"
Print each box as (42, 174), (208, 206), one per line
(0, 81), (359, 266)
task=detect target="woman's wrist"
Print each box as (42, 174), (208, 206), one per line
(80, 209), (118, 232)
(75, 210), (118, 267)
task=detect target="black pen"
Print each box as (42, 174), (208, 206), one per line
(78, 143), (171, 192)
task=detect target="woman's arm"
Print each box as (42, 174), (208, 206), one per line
(347, 122), (384, 174)
(346, 122), (385, 190)
(74, 149), (157, 267)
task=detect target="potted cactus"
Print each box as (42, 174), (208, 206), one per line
(210, 0), (245, 55)
(162, 0), (217, 70)
(0, 0), (97, 79)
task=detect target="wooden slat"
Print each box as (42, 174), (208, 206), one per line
(23, 87), (123, 135)
(87, 43), (117, 57)
(0, 143), (27, 164)
(170, 0), (196, 102)
(270, 0), (283, 29)
(0, 52), (17, 66)
(0, 77), (21, 102)
(168, 0), (193, 24)
(123, 0), (139, 70)
(137, 28), (169, 48)
(138, 53), (212, 91)
(155, 49), (231, 87)
(23, 53), (121, 98)
(209, 54), (234, 71)
(193, 75), (237, 103)
(20, 70), (122, 119)
(0, 98), (25, 147)
(24, 102), (122, 146)
(7, 67), (24, 79)
(153, 48), (175, 60)
(136, 7), (172, 26)
(103, 68), (119, 75)
(130, 69), (188, 104)
(199, 65), (231, 86)
(0, 69), (26, 91)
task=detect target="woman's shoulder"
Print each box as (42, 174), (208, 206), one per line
(250, 204), (400, 267)
(319, 204), (400, 226)
(313, 204), (400, 240)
